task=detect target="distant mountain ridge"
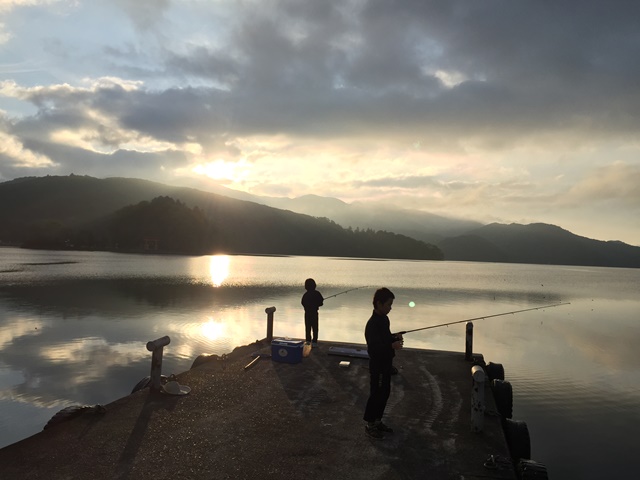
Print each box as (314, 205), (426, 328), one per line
(202, 181), (640, 268)
(1, 175), (639, 268)
(199, 184), (483, 244)
(440, 223), (640, 268)
(0, 175), (442, 260)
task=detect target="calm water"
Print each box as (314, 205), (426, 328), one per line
(1, 247), (639, 478)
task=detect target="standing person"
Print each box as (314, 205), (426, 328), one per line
(301, 278), (324, 347)
(363, 287), (403, 439)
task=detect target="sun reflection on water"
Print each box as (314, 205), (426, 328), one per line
(201, 319), (226, 341)
(209, 255), (230, 287)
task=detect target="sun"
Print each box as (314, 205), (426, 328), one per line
(193, 159), (249, 182)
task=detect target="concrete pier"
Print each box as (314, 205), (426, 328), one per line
(0, 340), (517, 480)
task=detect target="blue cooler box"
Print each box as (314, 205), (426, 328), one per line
(271, 339), (303, 364)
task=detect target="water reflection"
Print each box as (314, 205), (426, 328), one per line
(209, 255), (230, 287)
(1, 249), (639, 479)
(0, 316), (46, 348)
(201, 319), (226, 340)
(0, 271), (299, 449)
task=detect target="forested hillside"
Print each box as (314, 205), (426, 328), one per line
(438, 223), (640, 268)
(0, 175), (443, 260)
(3, 175), (639, 267)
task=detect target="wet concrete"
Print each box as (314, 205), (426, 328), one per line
(0, 340), (518, 479)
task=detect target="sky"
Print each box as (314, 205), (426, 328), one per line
(1, 0), (639, 246)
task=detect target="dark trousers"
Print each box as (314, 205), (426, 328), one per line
(304, 312), (318, 342)
(363, 360), (391, 422)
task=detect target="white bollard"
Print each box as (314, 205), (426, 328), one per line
(471, 365), (486, 432)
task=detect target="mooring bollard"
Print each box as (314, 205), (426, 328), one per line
(471, 364), (486, 432)
(146, 336), (170, 392)
(265, 306), (276, 343)
(465, 321), (474, 361)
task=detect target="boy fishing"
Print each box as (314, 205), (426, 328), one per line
(301, 278), (324, 347)
(363, 287), (403, 439)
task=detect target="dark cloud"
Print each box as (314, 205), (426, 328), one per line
(180, 0), (640, 142)
(2, 0), (640, 204)
(111, 0), (171, 31)
(6, 1), (640, 144)
(164, 47), (241, 86)
(12, 136), (186, 182)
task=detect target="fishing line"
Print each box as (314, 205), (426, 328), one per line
(396, 302), (571, 335)
(324, 285), (370, 300)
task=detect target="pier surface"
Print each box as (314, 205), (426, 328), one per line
(0, 341), (516, 480)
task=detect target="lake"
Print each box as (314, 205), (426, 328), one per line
(1, 247), (639, 478)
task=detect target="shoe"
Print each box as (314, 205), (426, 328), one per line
(311, 342), (318, 348)
(365, 424), (385, 439)
(376, 421), (393, 433)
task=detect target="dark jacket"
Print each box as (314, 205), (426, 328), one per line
(301, 290), (324, 315)
(365, 310), (395, 366)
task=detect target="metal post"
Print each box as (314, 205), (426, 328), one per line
(265, 306), (276, 343)
(465, 321), (474, 361)
(471, 365), (485, 432)
(146, 336), (170, 392)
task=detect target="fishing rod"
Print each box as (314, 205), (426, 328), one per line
(396, 302), (570, 335)
(324, 285), (370, 300)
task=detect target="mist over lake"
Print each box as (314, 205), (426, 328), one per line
(1, 247), (638, 479)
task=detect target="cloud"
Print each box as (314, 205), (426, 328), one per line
(0, 22), (10, 44)
(1, 0), (639, 243)
(0, 130), (55, 168)
(110, 0), (171, 31)
(0, 0), (66, 12)
(5, 2), (640, 149)
(565, 162), (640, 207)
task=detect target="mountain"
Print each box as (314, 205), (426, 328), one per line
(185, 182), (482, 244)
(0, 175), (443, 260)
(196, 182), (640, 268)
(2, 175), (638, 268)
(209, 192), (482, 244)
(439, 223), (640, 268)
(227, 185), (640, 268)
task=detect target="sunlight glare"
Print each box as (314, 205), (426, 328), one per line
(193, 159), (249, 182)
(201, 319), (226, 341)
(209, 255), (230, 287)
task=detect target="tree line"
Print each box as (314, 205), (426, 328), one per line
(18, 196), (443, 260)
